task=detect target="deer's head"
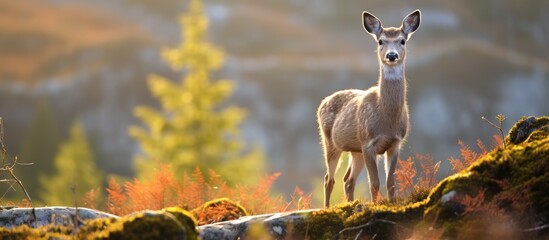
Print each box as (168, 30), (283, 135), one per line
(363, 10), (421, 66)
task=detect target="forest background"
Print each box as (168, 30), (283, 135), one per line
(0, 0), (547, 208)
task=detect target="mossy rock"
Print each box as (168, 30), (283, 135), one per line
(0, 224), (73, 240)
(75, 217), (118, 237)
(298, 198), (430, 239)
(161, 207), (199, 238)
(423, 116), (549, 239)
(289, 116), (549, 239)
(3, 117), (549, 240)
(82, 210), (191, 239)
(0, 208), (199, 240)
(506, 116), (549, 145)
(191, 198), (248, 225)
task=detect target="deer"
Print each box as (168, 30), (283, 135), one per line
(317, 10), (420, 208)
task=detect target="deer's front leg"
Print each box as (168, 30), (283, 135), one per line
(385, 141), (402, 201)
(362, 145), (380, 202)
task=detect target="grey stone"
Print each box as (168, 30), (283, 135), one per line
(440, 190), (457, 203)
(198, 209), (319, 240)
(0, 207), (119, 228)
(512, 116), (538, 144)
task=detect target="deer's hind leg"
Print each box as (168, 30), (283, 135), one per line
(343, 152), (364, 202)
(323, 139), (342, 208)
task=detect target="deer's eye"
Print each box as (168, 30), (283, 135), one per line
(400, 39), (406, 45)
(378, 40), (383, 45)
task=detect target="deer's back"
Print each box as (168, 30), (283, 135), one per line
(317, 87), (408, 153)
(318, 88), (376, 151)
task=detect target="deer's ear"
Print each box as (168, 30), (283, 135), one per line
(402, 10), (420, 36)
(363, 11), (382, 38)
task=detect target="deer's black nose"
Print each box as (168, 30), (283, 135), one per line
(386, 52), (398, 62)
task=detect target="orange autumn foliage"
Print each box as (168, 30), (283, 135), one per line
(395, 153), (440, 197)
(82, 188), (100, 210)
(449, 135), (503, 173)
(105, 178), (128, 216)
(395, 135), (503, 199)
(96, 162), (310, 216)
(280, 186), (312, 212)
(395, 156), (416, 197)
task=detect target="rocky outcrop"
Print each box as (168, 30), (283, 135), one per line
(0, 207), (198, 239)
(198, 209), (317, 240)
(0, 207), (118, 228)
(421, 116), (549, 239)
(198, 116), (549, 239)
(506, 116), (549, 144)
(0, 116), (548, 239)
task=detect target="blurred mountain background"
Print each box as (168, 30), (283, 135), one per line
(0, 0), (547, 205)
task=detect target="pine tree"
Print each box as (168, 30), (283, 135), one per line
(39, 121), (103, 206)
(17, 101), (60, 202)
(129, 0), (264, 184)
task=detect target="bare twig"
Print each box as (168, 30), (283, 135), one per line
(304, 223), (310, 239)
(0, 117), (33, 206)
(334, 218), (408, 240)
(0, 117), (5, 150)
(520, 224), (549, 232)
(338, 219), (397, 234)
(481, 114), (507, 148)
(6, 163), (32, 204)
(353, 229), (363, 240)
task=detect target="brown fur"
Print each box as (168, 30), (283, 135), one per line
(318, 10), (421, 207)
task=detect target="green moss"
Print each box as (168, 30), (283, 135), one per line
(289, 201), (355, 239)
(161, 207), (199, 239)
(506, 116), (549, 145)
(403, 188), (431, 204)
(84, 211), (190, 240)
(0, 208), (199, 240)
(423, 116), (549, 238)
(298, 196), (431, 239)
(79, 208), (198, 239)
(191, 198), (248, 225)
(344, 199), (428, 239)
(525, 127), (549, 143)
(0, 224), (73, 240)
(301, 207), (345, 239)
(201, 198), (248, 216)
(76, 217), (118, 237)
(0, 208), (198, 239)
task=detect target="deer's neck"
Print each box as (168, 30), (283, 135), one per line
(378, 64), (406, 116)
